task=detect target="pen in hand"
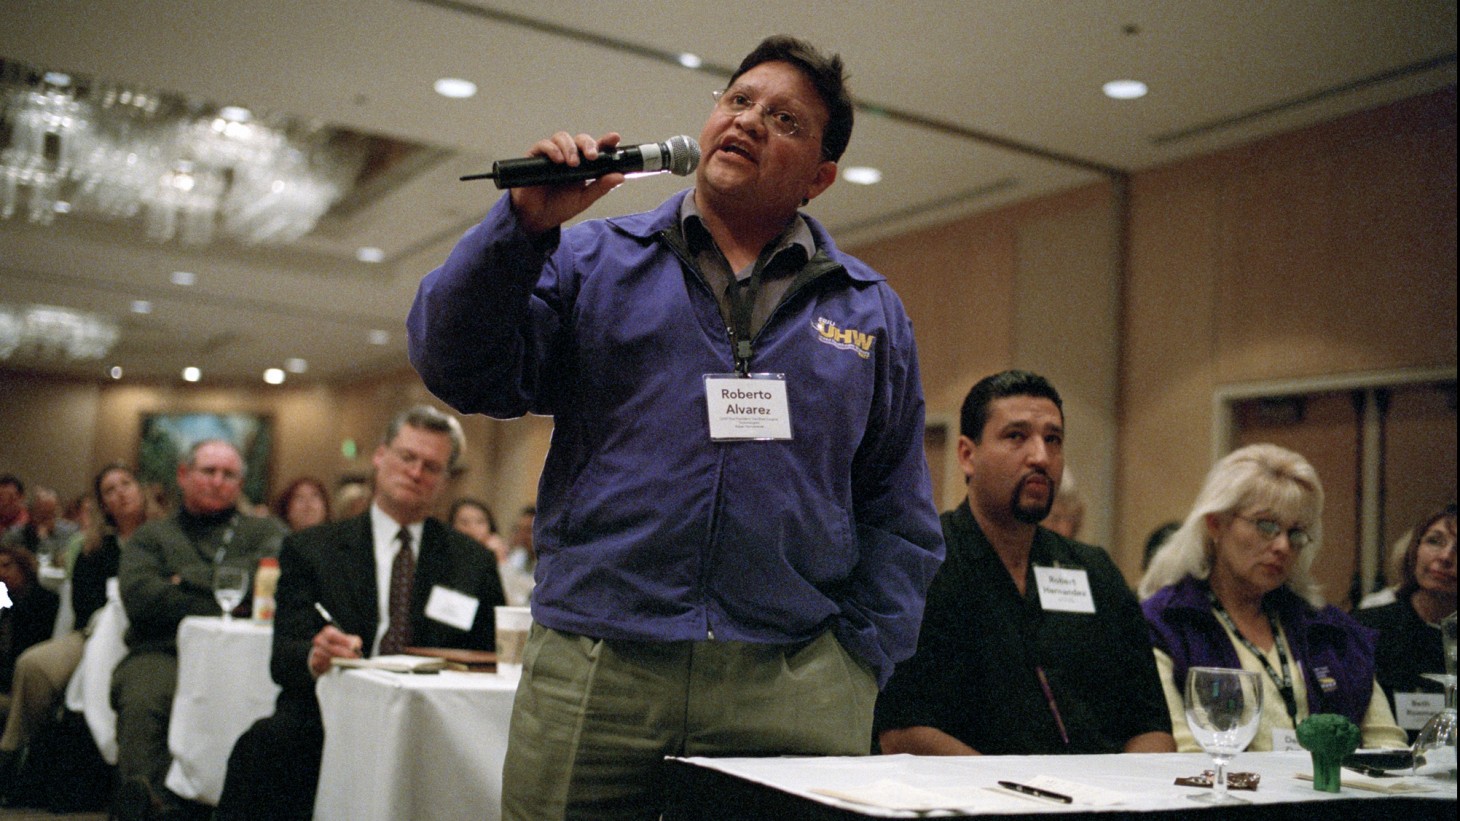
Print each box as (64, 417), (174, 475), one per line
(998, 780), (1073, 804)
(314, 602), (364, 657)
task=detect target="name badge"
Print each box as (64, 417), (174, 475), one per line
(704, 374), (792, 441)
(424, 586), (479, 631)
(1396, 692), (1447, 731)
(1271, 728), (1303, 751)
(1033, 566), (1095, 613)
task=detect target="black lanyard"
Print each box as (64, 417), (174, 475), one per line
(1209, 591), (1300, 723)
(723, 263), (766, 377)
(718, 222), (804, 377)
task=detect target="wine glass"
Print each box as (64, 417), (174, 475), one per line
(213, 565), (249, 623)
(1411, 612), (1457, 778)
(1185, 666), (1264, 804)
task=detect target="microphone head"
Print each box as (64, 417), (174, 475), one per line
(664, 135), (701, 177)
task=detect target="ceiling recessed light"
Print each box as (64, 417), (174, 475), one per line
(434, 77), (477, 99)
(285, 357), (308, 373)
(369, 330), (390, 345)
(131, 299), (153, 314)
(182, 366), (201, 382)
(842, 166), (883, 185)
(677, 53), (703, 69)
(356, 246), (386, 263)
(1102, 79), (1148, 100)
(109, 365), (123, 380)
(52, 200), (72, 214)
(171, 271), (196, 286)
(263, 368), (286, 385)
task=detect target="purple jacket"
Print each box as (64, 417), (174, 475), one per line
(1143, 576), (1378, 725)
(407, 191), (944, 686)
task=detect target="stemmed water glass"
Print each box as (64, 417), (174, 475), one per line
(1185, 666), (1264, 804)
(213, 565), (249, 623)
(1411, 612), (1457, 778)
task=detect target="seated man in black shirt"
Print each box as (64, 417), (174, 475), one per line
(875, 370), (1174, 755)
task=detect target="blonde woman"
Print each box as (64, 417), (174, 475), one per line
(1138, 444), (1407, 752)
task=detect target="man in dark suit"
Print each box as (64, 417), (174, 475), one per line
(216, 405), (504, 821)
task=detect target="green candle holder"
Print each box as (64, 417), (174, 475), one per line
(1296, 714), (1361, 792)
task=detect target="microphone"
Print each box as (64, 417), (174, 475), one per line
(460, 135), (701, 188)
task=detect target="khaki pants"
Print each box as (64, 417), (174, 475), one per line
(1, 630), (85, 752)
(501, 625), (876, 821)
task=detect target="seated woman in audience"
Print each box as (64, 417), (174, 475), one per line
(450, 497), (532, 606)
(0, 544), (61, 761)
(1138, 443), (1407, 752)
(1356, 503), (1456, 741)
(449, 497), (506, 561)
(0, 464), (160, 795)
(272, 476), (332, 533)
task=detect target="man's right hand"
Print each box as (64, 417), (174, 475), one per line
(509, 131), (627, 236)
(309, 624), (365, 677)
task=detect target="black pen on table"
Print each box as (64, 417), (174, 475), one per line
(314, 602), (364, 657)
(998, 780), (1073, 804)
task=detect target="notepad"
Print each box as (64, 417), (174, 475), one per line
(331, 654), (448, 673)
(403, 646), (497, 672)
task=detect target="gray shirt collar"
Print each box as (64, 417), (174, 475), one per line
(679, 192), (815, 280)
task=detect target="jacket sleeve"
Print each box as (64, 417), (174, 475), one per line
(832, 295), (945, 688)
(270, 532), (325, 695)
(473, 552), (507, 651)
(118, 522), (215, 642)
(406, 194), (570, 419)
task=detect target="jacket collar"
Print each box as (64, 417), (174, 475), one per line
(1165, 575), (1349, 632)
(606, 189), (886, 284)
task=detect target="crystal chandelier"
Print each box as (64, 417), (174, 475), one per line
(0, 57), (366, 246)
(0, 303), (119, 361)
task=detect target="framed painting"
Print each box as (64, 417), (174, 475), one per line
(138, 411), (273, 505)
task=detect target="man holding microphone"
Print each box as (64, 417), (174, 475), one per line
(410, 35), (943, 819)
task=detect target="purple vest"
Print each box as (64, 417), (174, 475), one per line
(1143, 576), (1378, 726)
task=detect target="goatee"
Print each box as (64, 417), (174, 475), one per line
(1010, 474), (1054, 525)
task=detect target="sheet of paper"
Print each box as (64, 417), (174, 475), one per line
(1022, 775), (1130, 806)
(810, 780), (1041, 813)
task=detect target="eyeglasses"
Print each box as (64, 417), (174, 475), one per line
(389, 446), (447, 478)
(711, 89), (809, 139)
(1234, 514), (1312, 550)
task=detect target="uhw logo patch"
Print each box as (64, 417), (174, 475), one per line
(812, 317), (874, 359)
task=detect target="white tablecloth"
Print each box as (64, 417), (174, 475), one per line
(65, 578), (127, 764)
(314, 668), (520, 821)
(164, 616), (279, 804)
(671, 750), (1456, 817)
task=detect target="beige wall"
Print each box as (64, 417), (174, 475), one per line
(0, 372), (101, 499)
(853, 183), (1123, 545)
(1118, 89), (1456, 581)
(1, 89), (1454, 572)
